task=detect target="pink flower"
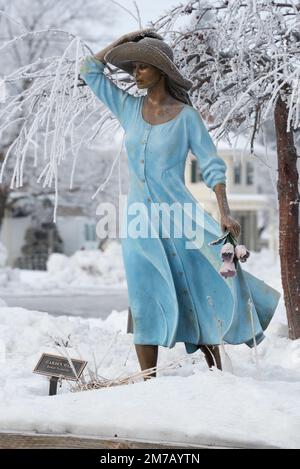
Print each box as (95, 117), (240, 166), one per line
(235, 244), (250, 263)
(219, 261), (236, 278)
(220, 242), (235, 262)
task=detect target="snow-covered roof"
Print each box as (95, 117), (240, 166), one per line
(227, 194), (270, 201)
(215, 132), (276, 160)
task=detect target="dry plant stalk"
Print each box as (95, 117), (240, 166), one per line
(70, 353), (200, 392)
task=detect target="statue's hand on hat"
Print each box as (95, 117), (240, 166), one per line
(122, 28), (163, 43)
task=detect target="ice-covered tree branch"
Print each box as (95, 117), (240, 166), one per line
(0, 0), (127, 222)
(151, 0), (300, 150)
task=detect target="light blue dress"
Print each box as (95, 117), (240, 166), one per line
(80, 56), (281, 354)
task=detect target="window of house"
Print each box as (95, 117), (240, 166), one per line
(198, 169), (203, 182)
(191, 160), (197, 183)
(84, 223), (96, 241)
(246, 161), (254, 185)
(191, 160), (204, 183)
(233, 162), (242, 184)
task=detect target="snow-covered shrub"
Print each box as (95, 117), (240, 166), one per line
(0, 297), (7, 307)
(46, 241), (125, 286)
(0, 242), (7, 267)
(0, 267), (20, 286)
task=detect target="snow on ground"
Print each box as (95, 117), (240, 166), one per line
(0, 303), (299, 448)
(0, 241), (127, 296)
(0, 247), (299, 448)
(238, 247), (286, 324)
(0, 242), (7, 267)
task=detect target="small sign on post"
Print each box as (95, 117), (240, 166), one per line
(33, 353), (87, 396)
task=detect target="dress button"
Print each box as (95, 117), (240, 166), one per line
(141, 159), (144, 163)
(147, 197), (151, 202)
(183, 289), (188, 294)
(171, 252), (176, 256)
(141, 178), (145, 182)
(178, 271), (183, 275)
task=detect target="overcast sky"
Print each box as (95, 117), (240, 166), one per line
(111, 0), (181, 36)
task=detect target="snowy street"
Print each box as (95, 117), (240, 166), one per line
(1, 290), (128, 318)
(0, 242), (129, 317)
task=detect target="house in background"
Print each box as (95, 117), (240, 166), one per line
(184, 138), (279, 255)
(0, 194), (99, 268)
(56, 205), (98, 255)
(0, 212), (31, 267)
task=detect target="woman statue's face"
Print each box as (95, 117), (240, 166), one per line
(132, 62), (164, 89)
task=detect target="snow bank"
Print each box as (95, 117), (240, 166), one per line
(0, 241), (126, 295)
(46, 241), (125, 287)
(0, 242), (7, 267)
(0, 267), (20, 288)
(0, 304), (299, 448)
(239, 247), (286, 324)
(0, 242), (8, 306)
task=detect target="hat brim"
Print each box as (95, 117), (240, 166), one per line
(104, 42), (193, 91)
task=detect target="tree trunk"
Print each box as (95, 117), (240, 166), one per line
(274, 92), (300, 339)
(0, 188), (8, 225)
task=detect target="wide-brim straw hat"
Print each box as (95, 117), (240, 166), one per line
(104, 35), (193, 91)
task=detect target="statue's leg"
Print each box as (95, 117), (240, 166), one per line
(198, 345), (222, 370)
(134, 344), (158, 380)
(127, 307), (134, 333)
(129, 307), (158, 379)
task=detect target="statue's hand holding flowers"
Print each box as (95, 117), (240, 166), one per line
(220, 214), (241, 239)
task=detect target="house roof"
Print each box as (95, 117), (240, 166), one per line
(215, 132), (276, 161)
(227, 194), (270, 201)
